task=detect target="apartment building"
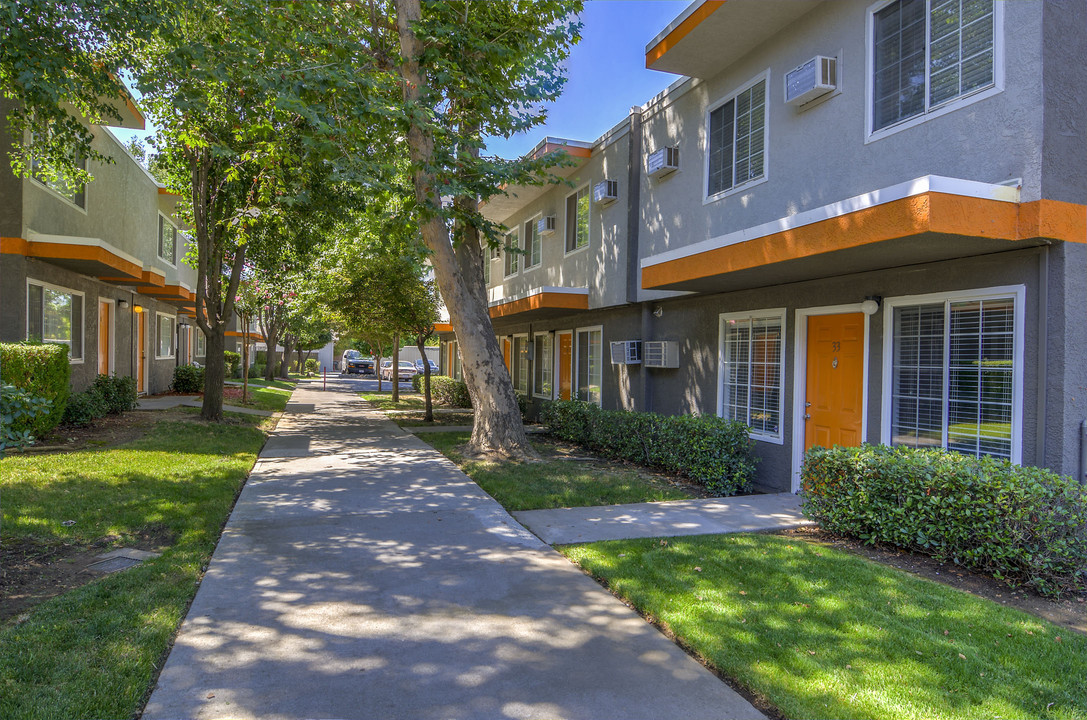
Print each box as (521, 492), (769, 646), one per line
(0, 94), (201, 395)
(439, 0), (1087, 492)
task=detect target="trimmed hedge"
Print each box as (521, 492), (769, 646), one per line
(540, 400), (758, 496)
(91, 374), (137, 414)
(429, 376), (472, 408)
(172, 365), (205, 393)
(801, 444), (1087, 597)
(224, 350), (241, 378)
(0, 342), (70, 437)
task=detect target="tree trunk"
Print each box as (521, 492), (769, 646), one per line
(396, 0), (534, 459)
(280, 334), (294, 378)
(417, 334), (433, 423)
(242, 318), (249, 404)
(297, 346), (305, 375)
(203, 329), (226, 423)
(391, 334), (400, 403)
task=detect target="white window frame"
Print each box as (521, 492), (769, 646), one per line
(158, 213), (178, 267)
(503, 229), (520, 279)
(533, 331), (555, 399)
(574, 324), (604, 408)
(523, 214), (542, 270)
(718, 308), (787, 445)
(564, 183), (591, 257)
(703, 69), (771, 205)
(512, 333), (530, 393)
(155, 311), (176, 359)
(26, 279), (85, 363)
(194, 328), (207, 358)
(865, 0), (1004, 143)
(880, 284), (1024, 463)
(29, 151), (89, 213)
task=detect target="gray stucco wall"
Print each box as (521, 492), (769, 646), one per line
(638, 0), (1046, 261)
(0, 100), (22, 239)
(486, 128), (633, 310)
(1041, 0), (1087, 205)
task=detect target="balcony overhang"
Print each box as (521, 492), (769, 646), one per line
(481, 138), (593, 224)
(640, 176), (1086, 293)
(646, 0), (822, 78)
(99, 267), (167, 288)
(433, 322), (454, 335)
(2, 234), (143, 280)
(488, 286), (589, 321)
(139, 282), (195, 306)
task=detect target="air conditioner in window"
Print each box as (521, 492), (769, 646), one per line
(643, 340), (679, 369)
(647, 147), (679, 179)
(610, 340), (641, 365)
(593, 179), (619, 206)
(537, 215), (557, 236)
(785, 56), (837, 106)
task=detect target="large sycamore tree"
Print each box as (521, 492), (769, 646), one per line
(391, 0), (581, 460)
(135, 0), (387, 420)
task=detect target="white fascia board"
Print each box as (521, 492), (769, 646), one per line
(641, 175), (1022, 270)
(487, 286), (589, 307)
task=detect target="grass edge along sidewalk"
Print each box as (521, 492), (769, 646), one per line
(0, 417), (269, 720)
(561, 532), (1086, 720)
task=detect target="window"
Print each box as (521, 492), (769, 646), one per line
(707, 76), (767, 198)
(565, 187), (589, 253)
(481, 240), (491, 286)
(31, 145), (86, 209)
(159, 215), (178, 265)
(888, 289), (1019, 460)
(513, 335), (529, 393)
(718, 310), (784, 440)
(26, 281), (83, 360)
(524, 219), (541, 268)
(533, 332), (553, 398)
(871, 0), (997, 133)
(575, 326), (602, 406)
(195, 329), (207, 358)
(157, 313), (175, 358)
(504, 230), (520, 277)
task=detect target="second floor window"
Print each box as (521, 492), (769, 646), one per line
(31, 154), (86, 209)
(523, 219), (541, 268)
(707, 77), (767, 199)
(565, 187), (589, 253)
(872, 0), (996, 132)
(159, 216), (178, 265)
(504, 230), (520, 277)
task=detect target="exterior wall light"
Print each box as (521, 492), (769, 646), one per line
(133, 304), (144, 314)
(861, 296), (882, 316)
(118, 299), (130, 309)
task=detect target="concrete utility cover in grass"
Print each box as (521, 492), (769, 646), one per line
(86, 549), (160, 575)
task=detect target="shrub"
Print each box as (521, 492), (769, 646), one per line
(304, 358), (319, 375)
(0, 342), (71, 437)
(801, 444), (1087, 597)
(172, 365), (205, 394)
(91, 374), (138, 414)
(62, 387), (108, 427)
(429, 376), (472, 408)
(247, 363), (265, 379)
(540, 400), (758, 496)
(514, 391), (530, 420)
(224, 350), (241, 378)
(1, 383), (52, 451)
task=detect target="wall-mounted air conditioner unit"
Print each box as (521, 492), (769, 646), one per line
(647, 147), (679, 179)
(610, 340), (641, 365)
(643, 340), (679, 368)
(593, 179), (619, 206)
(785, 56), (837, 106)
(537, 215), (557, 236)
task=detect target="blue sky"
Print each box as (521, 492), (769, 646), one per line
(114, 1), (687, 160)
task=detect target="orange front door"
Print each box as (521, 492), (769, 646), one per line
(502, 338), (511, 372)
(804, 313), (865, 451)
(137, 312), (146, 394)
(97, 301), (111, 375)
(557, 331), (572, 401)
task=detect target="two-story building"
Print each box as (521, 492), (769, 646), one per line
(0, 93), (202, 395)
(438, 0), (1087, 492)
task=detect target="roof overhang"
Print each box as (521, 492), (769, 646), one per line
(646, 0), (823, 78)
(2, 234), (143, 280)
(482, 138), (593, 225)
(488, 286), (590, 321)
(640, 176), (1087, 293)
(99, 77), (146, 130)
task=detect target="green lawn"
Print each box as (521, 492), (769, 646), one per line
(420, 431), (695, 511)
(226, 384), (293, 412)
(360, 390), (426, 411)
(232, 377), (297, 391)
(561, 533), (1087, 720)
(0, 419), (267, 720)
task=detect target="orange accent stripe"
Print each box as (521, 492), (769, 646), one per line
(1, 237), (29, 254)
(99, 270), (167, 287)
(2, 238), (143, 278)
(642, 195), (1087, 290)
(157, 187), (180, 197)
(433, 322), (453, 333)
(646, 1), (725, 68)
(139, 284), (190, 299)
(488, 291), (589, 320)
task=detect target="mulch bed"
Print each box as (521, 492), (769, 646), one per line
(779, 526), (1086, 634)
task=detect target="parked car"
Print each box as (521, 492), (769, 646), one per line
(341, 350), (373, 375)
(380, 360), (417, 381)
(414, 358), (439, 374)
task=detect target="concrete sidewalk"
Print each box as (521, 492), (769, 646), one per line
(513, 494), (813, 545)
(143, 379), (762, 720)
